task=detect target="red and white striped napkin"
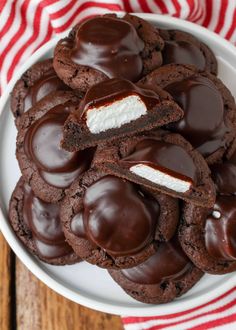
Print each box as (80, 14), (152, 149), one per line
(0, 1), (236, 329)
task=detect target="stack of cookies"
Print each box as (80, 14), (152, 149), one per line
(9, 13), (236, 304)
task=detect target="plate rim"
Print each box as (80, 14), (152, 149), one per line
(0, 13), (236, 316)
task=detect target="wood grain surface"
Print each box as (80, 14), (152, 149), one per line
(0, 233), (123, 330)
(0, 233), (12, 330)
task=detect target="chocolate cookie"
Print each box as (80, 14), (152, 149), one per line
(139, 64), (236, 164)
(62, 78), (183, 152)
(16, 91), (95, 203)
(53, 14), (164, 92)
(93, 130), (215, 207)
(9, 177), (80, 265)
(179, 149), (236, 274)
(11, 59), (69, 128)
(160, 29), (217, 74)
(60, 168), (179, 269)
(109, 235), (203, 304)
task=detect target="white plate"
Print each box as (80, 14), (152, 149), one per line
(0, 13), (236, 317)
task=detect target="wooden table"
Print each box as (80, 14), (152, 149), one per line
(0, 233), (123, 330)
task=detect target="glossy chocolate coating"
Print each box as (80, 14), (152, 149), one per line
(165, 76), (226, 157)
(24, 104), (94, 188)
(205, 195), (236, 261)
(121, 138), (197, 183)
(163, 40), (205, 70)
(72, 176), (159, 256)
(121, 236), (191, 284)
(78, 78), (159, 120)
(211, 151), (236, 195)
(22, 183), (72, 259)
(71, 17), (144, 82)
(24, 69), (66, 112)
(71, 212), (87, 239)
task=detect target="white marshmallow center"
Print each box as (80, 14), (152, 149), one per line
(130, 164), (191, 193)
(86, 95), (147, 134)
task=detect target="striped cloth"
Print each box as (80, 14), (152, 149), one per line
(0, 1), (236, 329)
(122, 287), (236, 330)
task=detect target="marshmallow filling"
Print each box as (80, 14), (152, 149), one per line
(86, 95), (147, 134)
(130, 164), (192, 193)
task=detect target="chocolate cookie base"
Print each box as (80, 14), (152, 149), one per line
(93, 130), (216, 208)
(179, 203), (236, 274)
(109, 260), (203, 304)
(16, 91), (83, 203)
(11, 59), (69, 129)
(9, 177), (80, 265)
(60, 168), (179, 269)
(53, 14), (164, 92)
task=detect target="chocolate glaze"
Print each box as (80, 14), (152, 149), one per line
(71, 16), (144, 82)
(24, 69), (67, 112)
(211, 152), (236, 195)
(165, 76), (226, 157)
(24, 103), (94, 188)
(205, 195), (236, 261)
(121, 236), (191, 284)
(71, 212), (87, 239)
(203, 151), (236, 261)
(71, 176), (159, 256)
(22, 183), (73, 259)
(77, 78), (159, 120)
(163, 40), (205, 70)
(121, 138), (197, 184)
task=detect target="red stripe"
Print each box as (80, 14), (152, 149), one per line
(193, 5), (205, 23)
(0, 0), (30, 70)
(123, 0), (133, 12)
(38, 0), (60, 5)
(225, 7), (236, 40)
(122, 287), (236, 324)
(189, 313), (236, 330)
(53, 1), (122, 33)
(190, 0), (202, 22)
(202, 0), (213, 27)
(139, 0), (152, 13)
(214, 0), (228, 34)
(187, 0), (197, 20)
(50, 1), (78, 20)
(154, 0), (168, 14)
(0, 1), (16, 39)
(0, 0), (7, 13)
(172, 0), (181, 18)
(6, 0), (48, 82)
(147, 296), (236, 330)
